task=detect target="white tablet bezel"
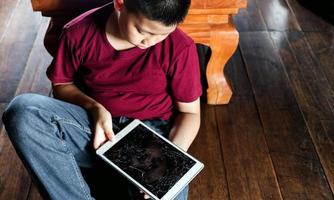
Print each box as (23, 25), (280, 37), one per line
(96, 119), (204, 200)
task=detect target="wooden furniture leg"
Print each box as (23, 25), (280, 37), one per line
(207, 22), (239, 104)
(180, 13), (241, 105)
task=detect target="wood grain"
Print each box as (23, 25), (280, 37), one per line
(270, 30), (334, 195)
(239, 31), (334, 199)
(255, 0), (301, 31)
(304, 31), (334, 92)
(191, 0), (247, 9)
(216, 49), (283, 200)
(0, 0), (19, 41)
(0, 0), (42, 102)
(188, 104), (230, 200)
(206, 21), (238, 104)
(233, 0), (267, 31)
(0, 128), (32, 200)
(14, 17), (52, 96)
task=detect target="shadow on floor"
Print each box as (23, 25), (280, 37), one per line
(298, 0), (334, 25)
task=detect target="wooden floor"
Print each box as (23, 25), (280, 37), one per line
(1, 0), (334, 199)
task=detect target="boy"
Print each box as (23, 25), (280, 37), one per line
(2, 0), (202, 199)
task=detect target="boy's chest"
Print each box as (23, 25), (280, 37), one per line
(79, 51), (168, 94)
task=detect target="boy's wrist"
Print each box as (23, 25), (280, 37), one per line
(85, 102), (104, 112)
(170, 137), (190, 152)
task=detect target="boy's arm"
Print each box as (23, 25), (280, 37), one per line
(52, 83), (101, 111)
(52, 83), (115, 149)
(168, 98), (201, 152)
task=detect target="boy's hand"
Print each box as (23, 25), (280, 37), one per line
(140, 190), (150, 199)
(88, 104), (115, 149)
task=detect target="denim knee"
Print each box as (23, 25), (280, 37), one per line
(2, 93), (51, 138)
(3, 93), (44, 121)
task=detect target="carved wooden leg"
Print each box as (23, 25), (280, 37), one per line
(207, 21), (239, 104)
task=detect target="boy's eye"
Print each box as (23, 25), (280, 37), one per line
(137, 27), (144, 34)
(136, 27), (153, 36)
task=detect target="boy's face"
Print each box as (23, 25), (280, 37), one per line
(115, 3), (177, 49)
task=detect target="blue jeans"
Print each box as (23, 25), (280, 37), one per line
(2, 93), (188, 200)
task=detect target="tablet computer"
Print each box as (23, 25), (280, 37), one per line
(96, 119), (204, 200)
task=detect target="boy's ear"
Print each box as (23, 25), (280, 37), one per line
(114, 0), (124, 11)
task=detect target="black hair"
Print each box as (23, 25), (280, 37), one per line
(123, 0), (191, 26)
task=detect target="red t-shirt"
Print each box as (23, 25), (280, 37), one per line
(46, 3), (202, 120)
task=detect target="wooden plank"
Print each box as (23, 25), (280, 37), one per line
(270, 31), (334, 119)
(0, 42), (34, 102)
(215, 49), (283, 199)
(188, 104), (229, 200)
(0, 0), (41, 44)
(233, 0), (267, 31)
(15, 17), (52, 96)
(270, 30), (334, 194)
(0, 0), (19, 41)
(0, 128), (32, 200)
(255, 0), (301, 31)
(329, 95), (334, 116)
(0, 0), (42, 102)
(239, 31), (334, 199)
(321, 121), (334, 151)
(304, 31), (334, 92)
(284, 0), (334, 31)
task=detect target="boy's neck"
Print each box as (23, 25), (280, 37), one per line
(105, 11), (136, 51)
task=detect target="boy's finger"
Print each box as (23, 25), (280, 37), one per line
(104, 129), (115, 141)
(93, 126), (107, 149)
(103, 122), (115, 141)
(139, 190), (150, 199)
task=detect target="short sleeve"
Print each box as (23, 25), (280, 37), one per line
(169, 43), (202, 102)
(46, 30), (81, 84)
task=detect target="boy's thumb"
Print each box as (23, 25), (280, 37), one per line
(103, 123), (115, 140)
(93, 126), (106, 149)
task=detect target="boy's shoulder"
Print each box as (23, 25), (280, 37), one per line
(162, 27), (195, 58)
(169, 28), (194, 47)
(61, 3), (111, 40)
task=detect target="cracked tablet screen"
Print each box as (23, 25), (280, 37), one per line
(103, 124), (196, 198)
